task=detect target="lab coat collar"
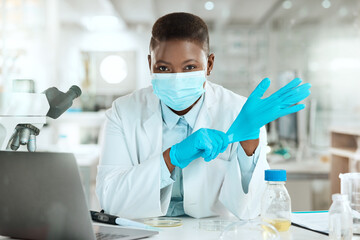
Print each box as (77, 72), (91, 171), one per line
(183, 95), (204, 129)
(160, 101), (179, 130)
(204, 80), (216, 107)
(143, 89), (163, 152)
(191, 81), (216, 132)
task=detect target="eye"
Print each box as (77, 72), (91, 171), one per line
(184, 65), (196, 71)
(158, 66), (169, 71)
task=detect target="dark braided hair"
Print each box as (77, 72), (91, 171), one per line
(150, 12), (210, 54)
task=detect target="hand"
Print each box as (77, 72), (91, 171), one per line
(170, 128), (229, 168)
(226, 78), (311, 143)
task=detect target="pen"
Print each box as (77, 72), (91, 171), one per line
(90, 210), (160, 231)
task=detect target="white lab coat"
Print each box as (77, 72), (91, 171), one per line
(96, 81), (270, 219)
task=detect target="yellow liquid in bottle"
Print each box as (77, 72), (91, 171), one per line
(264, 218), (291, 232)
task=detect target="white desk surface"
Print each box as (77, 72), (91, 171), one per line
(147, 216), (328, 240)
(0, 216), (329, 240)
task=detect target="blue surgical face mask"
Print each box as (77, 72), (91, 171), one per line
(151, 70), (206, 111)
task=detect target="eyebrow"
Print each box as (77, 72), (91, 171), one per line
(155, 59), (200, 65)
(182, 59), (199, 64)
(155, 60), (172, 65)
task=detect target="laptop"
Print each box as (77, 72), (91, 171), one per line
(0, 151), (158, 240)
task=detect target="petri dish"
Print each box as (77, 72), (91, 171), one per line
(141, 217), (182, 227)
(219, 219), (280, 240)
(199, 220), (236, 231)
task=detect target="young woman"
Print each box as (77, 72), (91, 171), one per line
(96, 12), (310, 219)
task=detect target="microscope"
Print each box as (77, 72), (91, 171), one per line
(0, 86), (82, 152)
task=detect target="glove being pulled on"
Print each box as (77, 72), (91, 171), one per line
(170, 128), (229, 168)
(226, 77), (311, 143)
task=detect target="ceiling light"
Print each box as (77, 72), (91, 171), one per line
(100, 55), (128, 84)
(282, 0), (292, 9)
(322, 0), (331, 9)
(204, 1), (214, 11)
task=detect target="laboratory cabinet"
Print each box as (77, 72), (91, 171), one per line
(330, 127), (360, 194)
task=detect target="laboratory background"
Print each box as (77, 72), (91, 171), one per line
(1, 0), (360, 216)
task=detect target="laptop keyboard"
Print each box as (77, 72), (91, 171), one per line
(96, 232), (129, 240)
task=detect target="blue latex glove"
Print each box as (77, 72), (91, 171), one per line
(170, 128), (229, 168)
(226, 78), (311, 143)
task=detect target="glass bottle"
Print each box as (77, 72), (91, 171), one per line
(328, 194), (353, 240)
(261, 169), (291, 232)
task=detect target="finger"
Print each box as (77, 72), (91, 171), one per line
(275, 83), (311, 109)
(280, 89), (311, 108)
(280, 83), (311, 101)
(267, 78), (302, 101)
(216, 131), (229, 152)
(193, 130), (211, 157)
(203, 146), (213, 162)
(209, 130), (229, 160)
(202, 149), (213, 162)
(198, 137), (214, 161)
(277, 78), (302, 95)
(279, 104), (306, 118)
(249, 78), (271, 99)
(213, 130), (229, 155)
(266, 81), (308, 109)
(208, 130), (222, 160)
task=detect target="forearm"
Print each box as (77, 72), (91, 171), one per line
(164, 139), (258, 171)
(240, 138), (259, 156)
(164, 139), (258, 170)
(163, 148), (175, 173)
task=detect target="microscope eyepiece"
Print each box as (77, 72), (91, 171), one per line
(44, 85), (82, 119)
(69, 85), (82, 98)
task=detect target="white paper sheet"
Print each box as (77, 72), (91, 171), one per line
(291, 212), (329, 235)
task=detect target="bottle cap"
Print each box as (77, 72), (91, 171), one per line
(265, 169), (287, 181)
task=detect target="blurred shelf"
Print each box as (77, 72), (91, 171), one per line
(330, 126), (360, 136)
(270, 160), (330, 180)
(330, 127), (360, 195)
(329, 147), (358, 158)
